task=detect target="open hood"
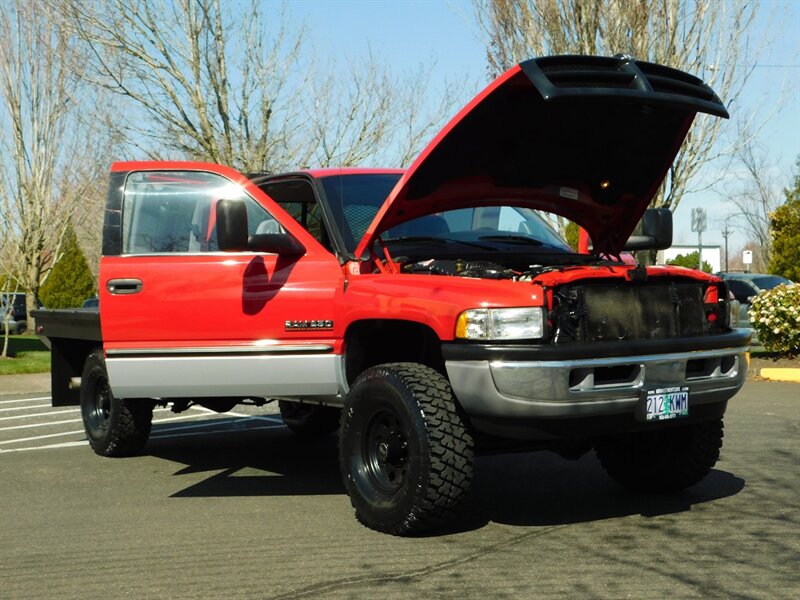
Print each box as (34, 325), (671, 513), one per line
(355, 55), (728, 258)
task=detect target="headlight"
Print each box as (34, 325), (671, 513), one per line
(455, 307), (545, 340)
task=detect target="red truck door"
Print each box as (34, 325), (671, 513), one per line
(99, 163), (344, 400)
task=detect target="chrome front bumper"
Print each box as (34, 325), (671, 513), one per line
(446, 348), (748, 419)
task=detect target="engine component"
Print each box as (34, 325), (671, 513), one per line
(402, 259), (516, 279)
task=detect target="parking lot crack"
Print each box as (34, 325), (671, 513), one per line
(266, 524), (569, 599)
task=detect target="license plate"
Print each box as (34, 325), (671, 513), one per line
(643, 386), (689, 421)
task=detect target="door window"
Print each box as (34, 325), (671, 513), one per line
(122, 171), (282, 254)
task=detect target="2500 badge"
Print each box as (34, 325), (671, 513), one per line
(285, 320), (334, 331)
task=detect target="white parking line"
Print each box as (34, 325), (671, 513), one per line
(0, 409), (80, 421)
(0, 410), (192, 437)
(0, 418), (84, 431)
(0, 415), (287, 453)
(0, 440), (89, 453)
(0, 406), (186, 431)
(0, 396), (53, 405)
(0, 397), (287, 454)
(0, 404), (52, 413)
(0, 428), (86, 445)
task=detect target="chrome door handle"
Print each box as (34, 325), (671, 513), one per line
(107, 278), (143, 294)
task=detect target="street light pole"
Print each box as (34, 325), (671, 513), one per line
(691, 208), (707, 272)
(721, 223), (731, 272)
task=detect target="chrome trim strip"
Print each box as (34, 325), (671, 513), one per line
(106, 354), (343, 399)
(106, 344), (333, 356)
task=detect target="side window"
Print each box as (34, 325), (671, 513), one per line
(122, 171), (282, 254)
(727, 280), (756, 303)
(261, 179), (329, 248)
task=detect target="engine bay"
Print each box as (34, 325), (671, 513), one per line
(399, 256), (607, 281)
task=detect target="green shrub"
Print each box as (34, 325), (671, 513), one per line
(748, 284), (800, 355)
(39, 226), (96, 308)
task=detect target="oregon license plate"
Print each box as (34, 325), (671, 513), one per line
(643, 386), (689, 421)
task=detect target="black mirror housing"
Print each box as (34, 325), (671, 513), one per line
(247, 233), (305, 256)
(624, 208), (673, 251)
(217, 198), (305, 255)
(216, 199), (249, 251)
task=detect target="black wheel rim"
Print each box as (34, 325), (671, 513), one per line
(86, 377), (111, 434)
(363, 409), (409, 494)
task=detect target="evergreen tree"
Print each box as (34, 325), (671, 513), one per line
(768, 158), (800, 281)
(39, 226), (96, 308)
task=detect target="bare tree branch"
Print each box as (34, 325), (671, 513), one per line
(64, 0), (310, 172)
(472, 0), (772, 216)
(722, 127), (787, 272)
(1, 0), (112, 328)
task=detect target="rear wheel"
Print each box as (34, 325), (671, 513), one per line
(595, 418), (724, 493)
(339, 363), (474, 535)
(278, 401), (341, 437)
(80, 351), (154, 457)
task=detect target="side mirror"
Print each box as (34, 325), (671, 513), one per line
(216, 199), (305, 255)
(247, 233), (305, 256)
(624, 208), (673, 251)
(217, 199), (249, 251)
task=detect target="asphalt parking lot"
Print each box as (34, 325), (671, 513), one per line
(1, 380), (798, 599)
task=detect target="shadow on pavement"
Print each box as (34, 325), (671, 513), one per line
(144, 418), (745, 534)
(447, 451), (745, 534)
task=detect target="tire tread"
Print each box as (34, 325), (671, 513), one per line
(595, 418), (724, 493)
(82, 351), (153, 458)
(342, 362), (474, 535)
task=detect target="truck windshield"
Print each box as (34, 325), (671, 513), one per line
(321, 174), (401, 252)
(320, 173), (571, 255)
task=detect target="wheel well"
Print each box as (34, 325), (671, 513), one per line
(344, 320), (444, 384)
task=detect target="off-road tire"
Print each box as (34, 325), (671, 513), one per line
(339, 363), (474, 535)
(80, 351), (154, 457)
(278, 400), (341, 437)
(595, 418), (724, 493)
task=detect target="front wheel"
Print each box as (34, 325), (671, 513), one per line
(339, 363), (474, 535)
(80, 351), (154, 457)
(595, 418), (724, 493)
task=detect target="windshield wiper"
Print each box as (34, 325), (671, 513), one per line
(477, 234), (543, 246)
(382, 236), (495, 251)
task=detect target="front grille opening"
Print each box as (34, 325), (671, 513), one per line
(551, 280), (722, 344)
(595, 364), (639, 386)
(569, 367), (592, 388)
(721, 355), (737, 375)
(686, 355), (738, 380)
(569, 364), (640, 390)
(687, 357), (718, 379)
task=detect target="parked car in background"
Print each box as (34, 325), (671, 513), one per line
(81, 297), (99, 309)
(717, 272), (794, 343)
(1, 292), (29, 334)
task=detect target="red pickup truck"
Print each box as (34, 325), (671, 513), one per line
(34, 55), (749, 535)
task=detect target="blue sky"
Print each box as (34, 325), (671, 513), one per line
(292, 0), (799, 252)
